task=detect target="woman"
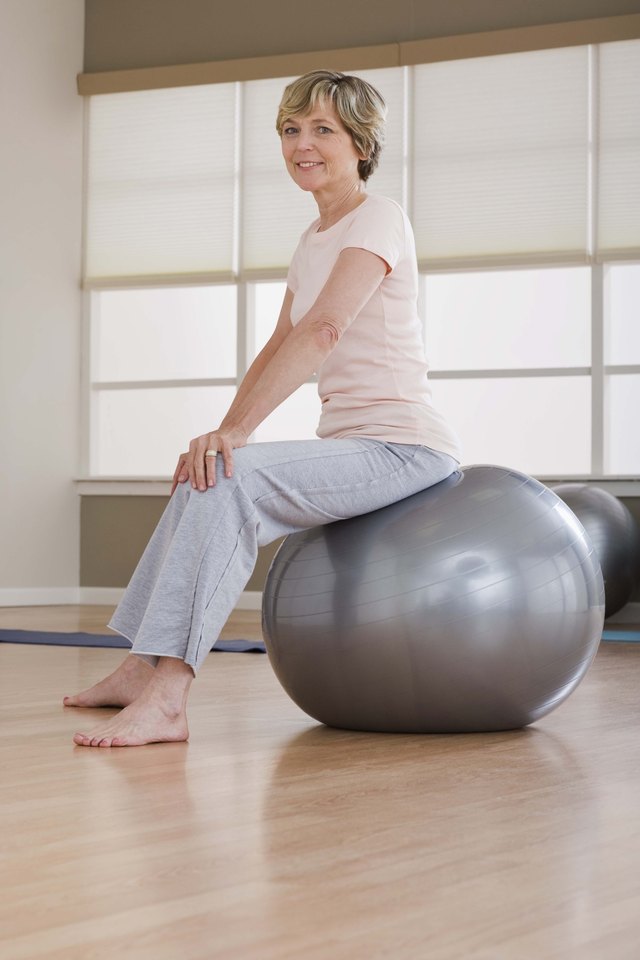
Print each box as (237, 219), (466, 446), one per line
(66, 70), (461, 747)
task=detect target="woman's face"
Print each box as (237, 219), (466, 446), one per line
(280, 100), (364, 196)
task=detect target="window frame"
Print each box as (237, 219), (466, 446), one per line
(78, 49), (640, 489)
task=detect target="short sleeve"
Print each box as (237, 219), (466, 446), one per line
(286, 240), (300, 293)
(338, 197), (407, 274)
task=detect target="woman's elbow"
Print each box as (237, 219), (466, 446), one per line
(309, 317), (343, 352)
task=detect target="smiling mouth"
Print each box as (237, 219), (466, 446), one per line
(297, 161), (323, 168)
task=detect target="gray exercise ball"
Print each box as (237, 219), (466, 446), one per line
(262, 465), (604, 734)
(552, 483), (640, 618)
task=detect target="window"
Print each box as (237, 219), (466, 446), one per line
(606, 263), (640, 365)
(251, 282), (319, 443)
(86, 85), (238, 279)
(82, 42), (640, 480)
(423, 267), (591, 476)
(604, 263), (640, 474)
(91, 285), (237, 476)
(412, 47), (589, 264)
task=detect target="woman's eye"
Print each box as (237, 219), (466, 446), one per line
(318, 126), (332, 134)
(283, 126), (298, 136)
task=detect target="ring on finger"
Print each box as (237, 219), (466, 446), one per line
(204, 450), (217, 458)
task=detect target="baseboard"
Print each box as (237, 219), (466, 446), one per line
(79, 588), (263, 609)
(0, 587), (264, 611)
(0, 588), (82, 607)
(77, 589), (263, 610)
(0, 587), (124, 607)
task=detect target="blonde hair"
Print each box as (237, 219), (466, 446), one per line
(276, 70), (386, 182)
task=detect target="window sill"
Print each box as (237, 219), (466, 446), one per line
(536, 476), (640, 497)
(75, 476), (640, 497)
(76, 478), (172, 496)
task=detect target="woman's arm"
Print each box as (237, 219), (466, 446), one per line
(222, 288), (295, 419)
(221, 246), (387, 433)
(179, 246), (388, 492)
(170, 290), (293, 493)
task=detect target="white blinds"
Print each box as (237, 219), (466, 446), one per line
(346, 67), (406, 206)
(598, 40), (640, 256)
(85, 84), (237, 280)
(412, 47), (590, 265)
(240, 67), (406, 272)
(241, 76), (317, 272)
(83, 42), (640, 283)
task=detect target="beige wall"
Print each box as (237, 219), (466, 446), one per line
(83, 0), (640, 72)
(0, 0), (84, 604)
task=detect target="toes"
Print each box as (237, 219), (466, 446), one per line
(65, 695), (90, 708)
(73, 732), (115, 747)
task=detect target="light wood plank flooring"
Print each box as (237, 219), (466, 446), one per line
(0, 606), (639, 959)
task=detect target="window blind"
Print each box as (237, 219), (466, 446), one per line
(412, 47), (590, 266)
(241, 75), (317, 274)
(350, 66), (406, 207)
(85, 84), (237, 280)
(598, 39), (640, 256)
(240, 67), (406, 273)
(83, 43), (640, 282)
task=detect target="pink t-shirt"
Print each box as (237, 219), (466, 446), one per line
(286, 194), (461, 461)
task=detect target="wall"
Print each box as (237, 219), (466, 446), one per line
(83, 0), (640, 71)
(0, 0), (85, 604)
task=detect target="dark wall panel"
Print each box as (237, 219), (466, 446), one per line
(80, 495), (280, 592)
(84, 0), (640, 72)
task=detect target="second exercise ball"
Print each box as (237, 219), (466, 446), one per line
(263, 465), (604, 734)
(552, 483), (640, 617)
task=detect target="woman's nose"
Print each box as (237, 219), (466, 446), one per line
(296, 130), (313, 150)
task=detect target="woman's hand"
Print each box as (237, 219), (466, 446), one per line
(170, 425), (248, 495)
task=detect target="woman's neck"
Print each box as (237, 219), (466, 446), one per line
(315, 181), (367, 232)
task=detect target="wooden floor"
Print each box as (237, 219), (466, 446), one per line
(1, 606), (640, 959)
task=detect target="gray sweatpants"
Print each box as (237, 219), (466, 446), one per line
(109, 438), (457, 674)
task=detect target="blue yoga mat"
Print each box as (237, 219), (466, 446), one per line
(0, 629), (266, 653)
(0, 628), (636, 650)
(601, 629), (640, 642)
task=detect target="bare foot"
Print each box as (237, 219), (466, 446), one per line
(63, 655), (154, 708)
(72, 696), (188, 748)
(72, 658), (192, 748)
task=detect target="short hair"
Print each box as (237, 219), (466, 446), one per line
(276, 70), (386, 183)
